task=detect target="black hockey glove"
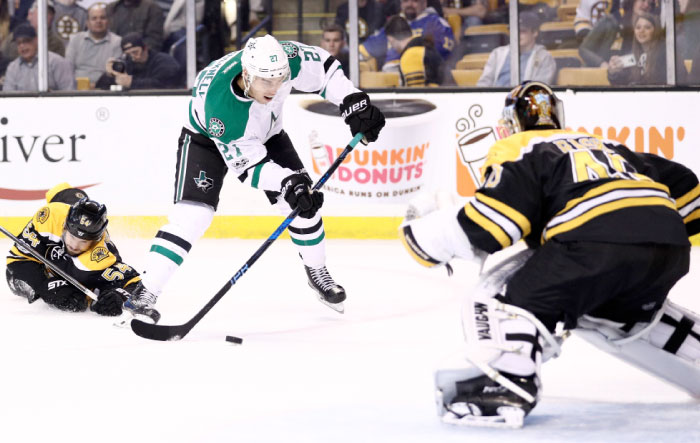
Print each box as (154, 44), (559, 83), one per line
(339, 92), (386, 145)
(39, 277), (88, 312)
(281, 174), (324, 219)
(91, 287), (129, 316)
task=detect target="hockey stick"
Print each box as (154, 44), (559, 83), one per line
(0, 224), (98, 301)
(131, 132), (365, 341)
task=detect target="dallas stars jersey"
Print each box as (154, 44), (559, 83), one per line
(7, 202), (140, 291)
(459, 129), (696, 254)
(186, 41), (358, 190)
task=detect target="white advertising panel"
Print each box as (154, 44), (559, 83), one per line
(1, 91), (698, 220)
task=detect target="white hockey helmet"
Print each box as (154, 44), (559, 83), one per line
(241, 35), (290, 85)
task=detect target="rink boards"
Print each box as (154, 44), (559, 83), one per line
(0, 91), (698, 244)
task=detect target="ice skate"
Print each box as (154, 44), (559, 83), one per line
(305, 265), (345, 313)
(440, 372), (539, 429)
(121, 281), (161, 325)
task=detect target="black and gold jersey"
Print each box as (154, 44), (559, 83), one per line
(7, 201), (140, 291)
(399, 36), (444, 87)
(458, 129), (694, 254)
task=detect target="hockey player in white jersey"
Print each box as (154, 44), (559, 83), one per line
(123, 35), (385, 323)
(401, 81), (700, 427)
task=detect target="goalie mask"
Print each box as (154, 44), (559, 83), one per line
(64, 197), (108, 241)
(499, 81), (564, 136)
(241, 35), (290, 97)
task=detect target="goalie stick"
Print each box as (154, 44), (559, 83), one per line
(130, 132), (366, 341)
(0, 224), (98, 301)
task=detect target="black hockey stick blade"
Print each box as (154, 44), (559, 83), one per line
(130, 132), (365, 341)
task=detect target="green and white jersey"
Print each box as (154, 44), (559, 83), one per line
(186, 41), (358, 192)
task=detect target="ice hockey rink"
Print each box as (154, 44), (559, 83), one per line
(1, 237), (699, 443)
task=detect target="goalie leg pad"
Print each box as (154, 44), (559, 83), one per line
(575, 300), (700, 398)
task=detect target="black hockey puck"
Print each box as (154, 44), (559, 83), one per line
(225, 335), (243, 345)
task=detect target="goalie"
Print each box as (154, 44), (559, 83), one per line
(401, 81), (700, 427)
(5, 183), (141, 317)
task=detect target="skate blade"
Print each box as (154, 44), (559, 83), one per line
(318, 297), (344, 314)
(441, 406), (525, 429)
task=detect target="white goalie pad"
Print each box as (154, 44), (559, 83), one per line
(575, 300), (700, 398)
(433, 250), (568, 428)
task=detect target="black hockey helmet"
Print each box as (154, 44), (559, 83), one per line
(64, 197), (108, 241)
(500, 81), (564, 135)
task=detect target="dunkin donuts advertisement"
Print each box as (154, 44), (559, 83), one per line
(290, 98), (438, 204)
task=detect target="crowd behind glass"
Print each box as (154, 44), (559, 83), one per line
(0, 0), (697, 92)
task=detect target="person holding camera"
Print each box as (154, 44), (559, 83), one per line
(607, 12), (665, 85)
(96, 32), (180, 90)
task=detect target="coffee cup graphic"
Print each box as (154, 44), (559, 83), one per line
(457, 126), (497, 188)
(295, 98), (438, 203)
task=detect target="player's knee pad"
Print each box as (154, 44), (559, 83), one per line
(575, 300), (700, 398)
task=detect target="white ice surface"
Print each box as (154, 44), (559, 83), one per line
(1, 238), (699, 443)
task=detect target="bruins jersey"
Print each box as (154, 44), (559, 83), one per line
(459, 129), (697, 254)
(7, 202), (140, 292)
(399, 36), (443, 87)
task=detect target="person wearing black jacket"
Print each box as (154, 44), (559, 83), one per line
(96, 32), (181, 90)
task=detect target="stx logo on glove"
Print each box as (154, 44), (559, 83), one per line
(341, 99), (368, 119)
(48, 279), (68, 290)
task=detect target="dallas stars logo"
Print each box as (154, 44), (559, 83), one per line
(208, 117), (225, 137)
(194, 171), (214, 193)
(281, 42), (298, 58)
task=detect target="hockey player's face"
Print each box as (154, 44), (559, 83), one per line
(248, 75), (285, 104)
(63, 232), (93, 256)
(634, 17), (655, 45)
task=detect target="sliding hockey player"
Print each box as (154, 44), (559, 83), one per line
(6, 183), (141, 316)
(123, 34), (386, 323)
(401, 81), (700, 427)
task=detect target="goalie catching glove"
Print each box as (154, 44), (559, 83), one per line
(281, 173), (324, 219)
(339, 92), (385, 145)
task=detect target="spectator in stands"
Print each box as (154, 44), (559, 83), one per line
(607, 11), (665, 85)
(162, 0), (204, 52)
(476, 11), (555, 87)
(335, 0), (387, 42)
(3, 23), (74, 90)
(53, 0), (87, 45)
(360, 0), (454, 70)
(3, 0), (66, 58)
(385, 14), (443, 86)
(0, 0), (11, 77)
(321, 23), (350, 77)
(107, 0), (164, 52)
(676, 0), (700, 65)
(574, 0), (620, 41)
(579, 0), (656, 68)
(65, 3), (121, 87)
(442, 0), (488, 37)
(96, 31), (179, 89)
